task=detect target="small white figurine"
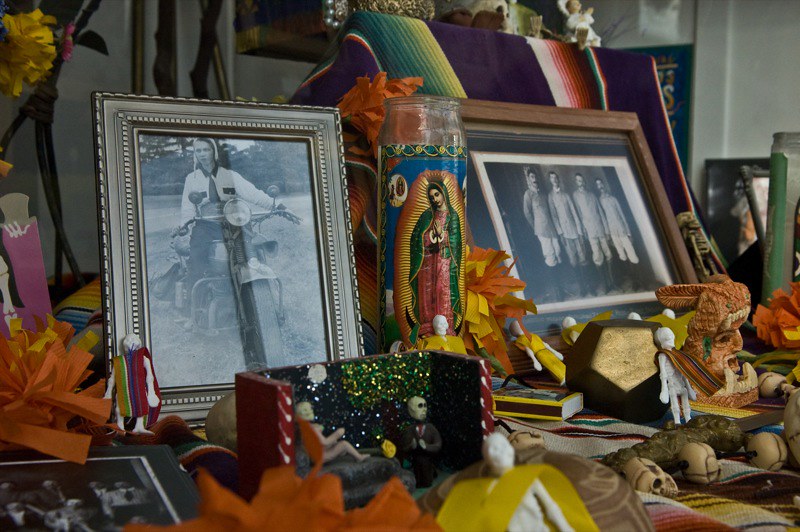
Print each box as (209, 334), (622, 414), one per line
(104, 334), (160, 434)
(626, 313), (696, 425)
(557, 0), (601, 49)
(482, 433), (574, 532)
(419, 314), (467, 354)
(509, 320), (566, 385)
(654, 327), (696, 424)
(295, 401), (368, 463)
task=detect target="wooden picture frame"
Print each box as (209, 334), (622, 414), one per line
(460, 99), (697, 338)
(93, 94), (363, 422)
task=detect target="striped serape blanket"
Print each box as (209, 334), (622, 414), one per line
(291, 11), (720, 352)
(500, 412), (800, 530)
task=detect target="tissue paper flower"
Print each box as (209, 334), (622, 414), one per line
(127, 419), (440, 531)
(463, 247), (537, 375)
(337, 72), (423, 157)
(0, 316), (110, 463)
(0, 8), (57, 97)
(754, 283), (800, 349)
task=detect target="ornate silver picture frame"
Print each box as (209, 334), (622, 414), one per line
(94, 94), (363, 422)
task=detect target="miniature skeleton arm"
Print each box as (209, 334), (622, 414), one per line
(509, 321), (565, 384)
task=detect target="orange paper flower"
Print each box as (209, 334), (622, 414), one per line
(0, 316), (110, 463)
(754, 283), (800, 349)
(128, 419), (440, 531)
(337, 72), (423, 158)
(464, 247), (537, 375)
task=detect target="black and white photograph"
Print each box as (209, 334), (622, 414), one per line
(0, 447), (197, 531)
(471, 152), (675, 313)
(139, 134), (326, 387)
(95, 95), (363, 420)
(704, 158), (770, 264)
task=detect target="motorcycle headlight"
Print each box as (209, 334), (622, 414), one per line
(224, 199), (251, 226)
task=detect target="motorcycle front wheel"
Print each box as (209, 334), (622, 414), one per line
(240, 279), (284, 370)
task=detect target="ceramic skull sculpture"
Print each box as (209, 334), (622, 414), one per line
(656, 275), (750, 379)
(622, 457), (678, 497)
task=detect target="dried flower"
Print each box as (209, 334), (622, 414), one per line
(127, 419), (440, 531)
(0, 9), (57, 97)
(61, 22), (75, 62)
(0, 316), (110, 463)
(754, 283), (800, 349)
(464, 247), (537, 375)
(337, 72), (423, 158)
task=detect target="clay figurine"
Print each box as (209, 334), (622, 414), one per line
(295, 401), (368, 463)
(746, 432), (788, 472)
(602, 415), (747, 474)
(509, 320), (566, 385)
(400, 396), (442, 488)
(104, 334), (161, 433)
(653, 327), (696, 424)
(419, 314), (467, 354)
(656, 275), (758, 407)
(677, 442), (721, 484)
(558, 0), (601, 49)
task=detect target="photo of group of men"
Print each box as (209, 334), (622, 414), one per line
(474, 159), (671, 308)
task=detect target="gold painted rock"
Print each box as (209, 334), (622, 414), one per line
(565, 320), (668, 423)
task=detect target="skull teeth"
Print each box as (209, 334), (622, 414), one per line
(721, 363), (757, 395)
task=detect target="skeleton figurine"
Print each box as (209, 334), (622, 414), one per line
(654, 327), (696, 424)
(509, 320), (566, 385)
(295, 401), (368, 463)
(483, 434), (574, 532)
(104, 334), (160, 433)
(400, 396), (442, 488)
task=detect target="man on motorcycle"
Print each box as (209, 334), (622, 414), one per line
(174, 137), (275, 319)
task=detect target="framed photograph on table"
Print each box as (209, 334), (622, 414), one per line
(0, 445), (198, 528)
(461, 100), (697, 337)
(94, 94), (363, 422)
(704, 158), (770, 264)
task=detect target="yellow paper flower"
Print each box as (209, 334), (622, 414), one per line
(464, 247), (536, 375)
(0, 9), (57, 98)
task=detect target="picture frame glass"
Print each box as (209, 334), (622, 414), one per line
(95, 95), (362, 420)
(466, 124), (683, 335)
(138, 133), (327, 388)
(704, 158), (770, 263)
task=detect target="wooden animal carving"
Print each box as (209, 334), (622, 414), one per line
(656, 275), (750, 380)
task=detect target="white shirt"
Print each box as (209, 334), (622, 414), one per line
(180, 166), (273, 225)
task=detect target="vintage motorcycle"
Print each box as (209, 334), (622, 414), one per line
(168, 187), (301, 370)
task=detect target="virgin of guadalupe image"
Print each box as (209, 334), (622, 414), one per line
(394, 171), (466, 347)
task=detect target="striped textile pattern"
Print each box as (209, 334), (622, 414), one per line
(291, 11), (721, 349)
(500, 413), (800, 529)
(52, 277), (102, 331)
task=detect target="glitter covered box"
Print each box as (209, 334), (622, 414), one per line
(236, 350), (493, 499)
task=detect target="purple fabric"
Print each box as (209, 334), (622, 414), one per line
(292, 13), (701, 226)
(592, 47), (696, 218)
(426, 21), (557, 105)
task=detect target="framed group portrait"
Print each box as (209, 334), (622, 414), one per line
(94, 94), (363, 421)
(461, 100), (696, 336)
